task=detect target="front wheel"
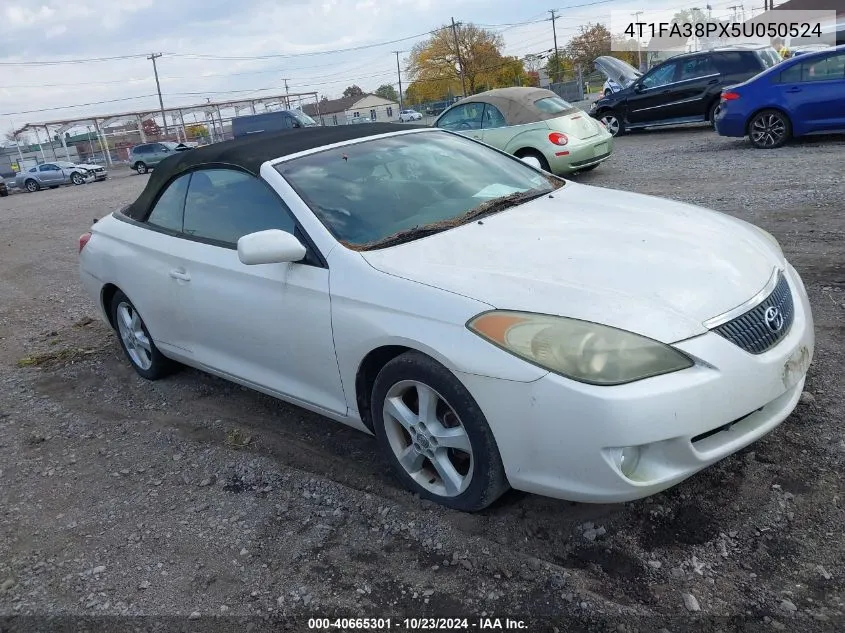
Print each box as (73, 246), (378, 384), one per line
(110, 290), (175, 380)
(604, 88), (612, 98)
(71, 172), (85, 185)
(599, 112), (624, 137)
(371, 352), (509, 512)
(748, 109), (791, 149)
(134, 162), (148, 174)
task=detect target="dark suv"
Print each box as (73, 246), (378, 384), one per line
(590, 46), (781, 136)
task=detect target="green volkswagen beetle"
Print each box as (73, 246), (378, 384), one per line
(432, 87), (613, 174)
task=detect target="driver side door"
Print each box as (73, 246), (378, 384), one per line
(627, 61), (681, 124)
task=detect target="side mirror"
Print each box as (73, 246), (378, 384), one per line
(237, 229), (307, 265)
(633, 83), (644, 93)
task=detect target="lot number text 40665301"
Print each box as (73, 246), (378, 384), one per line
(308, 617), (528, 630)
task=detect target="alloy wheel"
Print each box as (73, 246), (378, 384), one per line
(116, 301), (153, 370)
(382, 380), (474, 498)
(25, 180), (38, 192)
(72, 173), (84, 185)
(750, 113), (787, 148)
(600, 115), (620, 136)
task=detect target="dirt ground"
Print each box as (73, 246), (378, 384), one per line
(1, 128), (844, 633)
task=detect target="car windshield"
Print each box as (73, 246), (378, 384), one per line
(293, 111), (318, 127)
(276, 130), (562, 249)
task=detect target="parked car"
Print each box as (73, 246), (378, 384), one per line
(54, 160), (108, 182)
(590, 45), (781, 136)
(399, 109), (423, 122)
(15, 162), (94, 192)
(715, 45), (845, 148)
(78, 124), (814, 512)
(0, 179), (8, 197)
(129, 142), (192, 175)
(434, 87), (613, 174)
(231, 110), (318, 139)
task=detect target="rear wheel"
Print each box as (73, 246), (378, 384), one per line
(371, 352), (509, 512)
(110, 290), (175, 380)
(25, 179), (39, 193)
(514, 149), (551, 172)
(748, 109), (791, 149)
(599, 111), (624, 137)
(604, 88), (612, 97)
(134, 162), (148, 174)
(707, 101), (721, 127)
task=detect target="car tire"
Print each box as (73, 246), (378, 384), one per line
(371, 351), (509, 512)
(599, 112), (624, 137)
(0, 189), (8, 197)
(604, 88), (612, 97)
(71, 172), (85, 185)
(707, 101), (721, 127)
(134, 162), (148, 174)
(24, 179), (40, 193)
(515, 149), (551, 173)
(748, 109), (792, 149)
(110, 290), (175, 380)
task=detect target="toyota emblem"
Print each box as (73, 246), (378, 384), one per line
(764, 306), (784, 332)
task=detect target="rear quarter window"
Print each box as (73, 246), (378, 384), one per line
(534, 96), (576, 114)
(713, 52), (764, 75)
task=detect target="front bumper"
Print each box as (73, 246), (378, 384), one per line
(456, 263), (814, 503)
(546, 134), (614, 174)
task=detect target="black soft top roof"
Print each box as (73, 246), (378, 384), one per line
(122, 123), (424, 221)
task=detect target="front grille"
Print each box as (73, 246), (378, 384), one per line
(712, 272), (794, 354)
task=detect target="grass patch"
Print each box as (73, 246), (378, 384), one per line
(17, 347), (100, 368)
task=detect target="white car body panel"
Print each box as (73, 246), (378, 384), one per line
(361, 181), (783, 343)
(78, 129), (815, 504)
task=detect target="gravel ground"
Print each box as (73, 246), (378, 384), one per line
(1, 128), (844, 633)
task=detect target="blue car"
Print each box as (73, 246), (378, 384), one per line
(714, 44), (845, 149)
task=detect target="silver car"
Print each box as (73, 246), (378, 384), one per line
(15, 162), (94, 192)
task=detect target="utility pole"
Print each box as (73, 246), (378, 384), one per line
(549, 9), (561, 84)
(631, 11), (644, 71)
(393, 51), (404, 110)
(147, 53), (168, 135)
(282, 78), (290, 109)
(450, 18), (467, 98)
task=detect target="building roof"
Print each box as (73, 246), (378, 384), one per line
(302, 95), (360, 116)
(122, 123), (425, 221)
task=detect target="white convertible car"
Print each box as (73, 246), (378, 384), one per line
(79, 124), (814, 512)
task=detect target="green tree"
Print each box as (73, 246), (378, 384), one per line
(342, 85), (364, 98)
(671, 8), (708, 25)
(565, 23), (613, 71)
(374, 84), (399, 102)
(409, 22), (506, 96)
(545, 52), (574, 83)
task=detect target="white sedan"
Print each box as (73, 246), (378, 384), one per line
(78, 124), (814, 512)
(399, 109), (423, 122)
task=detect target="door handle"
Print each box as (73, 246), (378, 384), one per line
(169, 268), (191, 281)
(786, 87), (802, 93)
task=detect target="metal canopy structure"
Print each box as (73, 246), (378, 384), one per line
(13, 91), (319, 166)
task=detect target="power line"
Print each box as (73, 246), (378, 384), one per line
(0, 54), (150, 67)
(0, 95), (159, 117)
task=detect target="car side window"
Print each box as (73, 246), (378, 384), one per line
(481, 103), (507, 129)
(801, 53), (845, 82)
(714, 52), (761, 75)
(146, 173), (190, 232)
(436, 104), (483, 130)
(641, 62), (678, 89)
(679, 56), (715, 80)
(39, 164), (57, 171)
(182, 169), (296, 245)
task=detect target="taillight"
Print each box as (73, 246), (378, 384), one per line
(721, 91), (740, 101)
(79, 232), (92, 253)
(548, 132), (569, 146)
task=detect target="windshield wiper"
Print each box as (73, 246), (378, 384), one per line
(348, 187), (556, 251)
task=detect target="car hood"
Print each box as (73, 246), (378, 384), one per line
(594, 56), (642, 87)
(360, 182), (783, 343)
(75, 163), (103, 170)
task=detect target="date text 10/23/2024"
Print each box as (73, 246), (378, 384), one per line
(308, 617), (528, 630)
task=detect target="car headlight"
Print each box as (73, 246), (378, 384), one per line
(753, 225), (783, 257)
(467, 311), (693, 386)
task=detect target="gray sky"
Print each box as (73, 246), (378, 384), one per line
(1, 0), (754, 137)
